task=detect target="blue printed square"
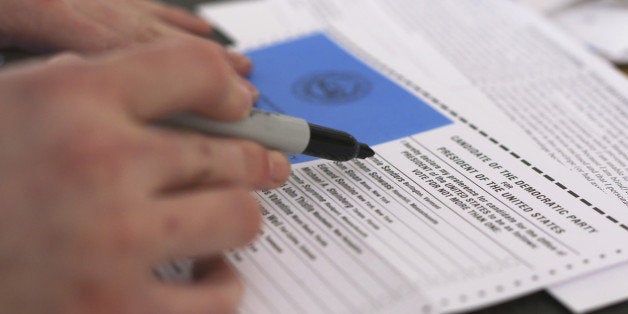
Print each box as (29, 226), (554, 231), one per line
(246, 33), (451, 163)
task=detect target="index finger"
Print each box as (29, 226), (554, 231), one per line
(94, 38), (256, 121)
(137, 0), (213, 36)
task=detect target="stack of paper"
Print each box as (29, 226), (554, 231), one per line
(197, 0), (628, 312)
(517, 0), (628, 64)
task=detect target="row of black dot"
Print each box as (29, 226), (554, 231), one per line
(329, 30), (627, 308)
(386, 72), (628, 306)
(434, 248), (625, 306)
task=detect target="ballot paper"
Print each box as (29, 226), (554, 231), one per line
(198, 2), (628, 312)
(199, 0), (628, 312)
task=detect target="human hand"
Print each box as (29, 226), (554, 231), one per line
(0, 38), (290, 313)
(0, 0), (213, 52)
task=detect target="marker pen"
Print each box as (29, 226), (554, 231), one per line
(161, 109), (374, 162)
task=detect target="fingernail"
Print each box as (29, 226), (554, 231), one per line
(243, 79), (260, 103)
(269, 151), (290, 183)
(235, 78), (258, 117)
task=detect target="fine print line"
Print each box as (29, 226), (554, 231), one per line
(326, 30), (626, 308)
(330, 28), (628, 231)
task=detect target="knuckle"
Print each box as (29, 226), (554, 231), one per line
(53, 128), (145, 187)
(237, 141), (271, 184)
(31, 62), (107, 103)
(57, 132), (120, 175)
(178, 39), (228, 71)
(237, 140), (266, 158)
(91, 208), (144, 254)
(107, 218), (141, 254)
(162, 133), (214, 178)
(133, 24), (163, 43)
(178, 40), (233, 87)
(156, 132), (194, 164)
(193, 135), (214, 159)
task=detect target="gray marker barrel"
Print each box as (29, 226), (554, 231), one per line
(163, 109), (310, 155)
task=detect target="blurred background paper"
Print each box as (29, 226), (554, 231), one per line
(553, 0), (628, 64)
(515, 0), (586, 12)
(517, 0), (628, 64)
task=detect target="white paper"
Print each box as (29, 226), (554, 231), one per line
(548, 262), (628, 312)
(213, 1), (628, 311)
(517, 0), (628, 63)
(198, 1), (628, 312)
(310, 1), (628, 311)
(553, 0), (628, 64)
(514, 0), (585, 13)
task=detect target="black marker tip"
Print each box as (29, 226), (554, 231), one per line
(357, 143), (375, 159)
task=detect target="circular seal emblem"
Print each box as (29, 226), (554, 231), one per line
(292, 71), (372, 104)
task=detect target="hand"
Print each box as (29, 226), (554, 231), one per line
(0, 0), (212, 52)
(0, 38), (290, 313)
